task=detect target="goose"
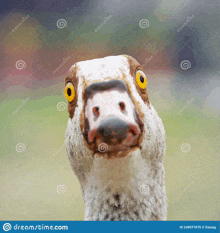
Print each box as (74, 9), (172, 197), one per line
(64, 55), (167, 221)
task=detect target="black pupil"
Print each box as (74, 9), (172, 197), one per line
(140, 76), (144, 83)
(67, 88), (71, 96)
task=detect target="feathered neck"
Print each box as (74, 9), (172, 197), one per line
(82, 151), (167, 221)
(84, 189), (153, 220)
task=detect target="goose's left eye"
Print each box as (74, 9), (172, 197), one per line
(64, 82), (75, 102)
(136, 70), (147, 89)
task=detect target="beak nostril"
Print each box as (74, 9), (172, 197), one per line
(129, 129), (136, 136)
(129, 124), (140, 136)
(119, 102), (126, 112)
(93, 107), (100, 118)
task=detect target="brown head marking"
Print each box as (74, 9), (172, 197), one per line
(65, 65), (79, 119)
(123, 55), (151, 108)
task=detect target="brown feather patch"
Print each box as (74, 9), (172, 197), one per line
(123, 55), (151, 108)
(65, 65), (79, 119)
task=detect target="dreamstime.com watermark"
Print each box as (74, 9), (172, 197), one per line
(56, 19), (67, 29)
(180, 60), (191, 70)
(12, 15), (29, 32)
(6, 98), (29, 125)
(53, 143), (65, 156)
(57, 102), (67, 111)
(12, 98), (29, 115)
(142, 41), (159, 67)
(2, 223), (68, 231)
(178, 98), (194, 115)
(98, 143), (108, 152)
(16, 60), (26, 70)
(142, 38), (166, 67)
(181, 143), (191, 153)
(139, 19), (150, 29)
(94, 15), (112, 32)
(57, 185), (67, 194)
(139, 184), (150, 195)
(53, 56), (70, 74)
(177, 15), (194, 33)
(16, 143), (26, 153)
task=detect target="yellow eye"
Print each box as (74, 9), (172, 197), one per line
(136, 70), (147, 89)
(64, 82), (75, 102)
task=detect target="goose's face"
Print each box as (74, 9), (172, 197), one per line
(65, 55), (151, 158)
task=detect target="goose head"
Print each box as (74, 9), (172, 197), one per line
(65, 55), (167, 220)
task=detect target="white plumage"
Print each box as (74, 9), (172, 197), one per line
(65, 55), (167, 220)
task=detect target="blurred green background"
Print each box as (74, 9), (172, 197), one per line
(0, 78), (219, 220)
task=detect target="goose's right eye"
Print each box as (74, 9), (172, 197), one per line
(136, 70), (147, 89)
(64, 82), (75, 102)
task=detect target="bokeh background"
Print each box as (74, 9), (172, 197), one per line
(0, 0), (219, 220)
